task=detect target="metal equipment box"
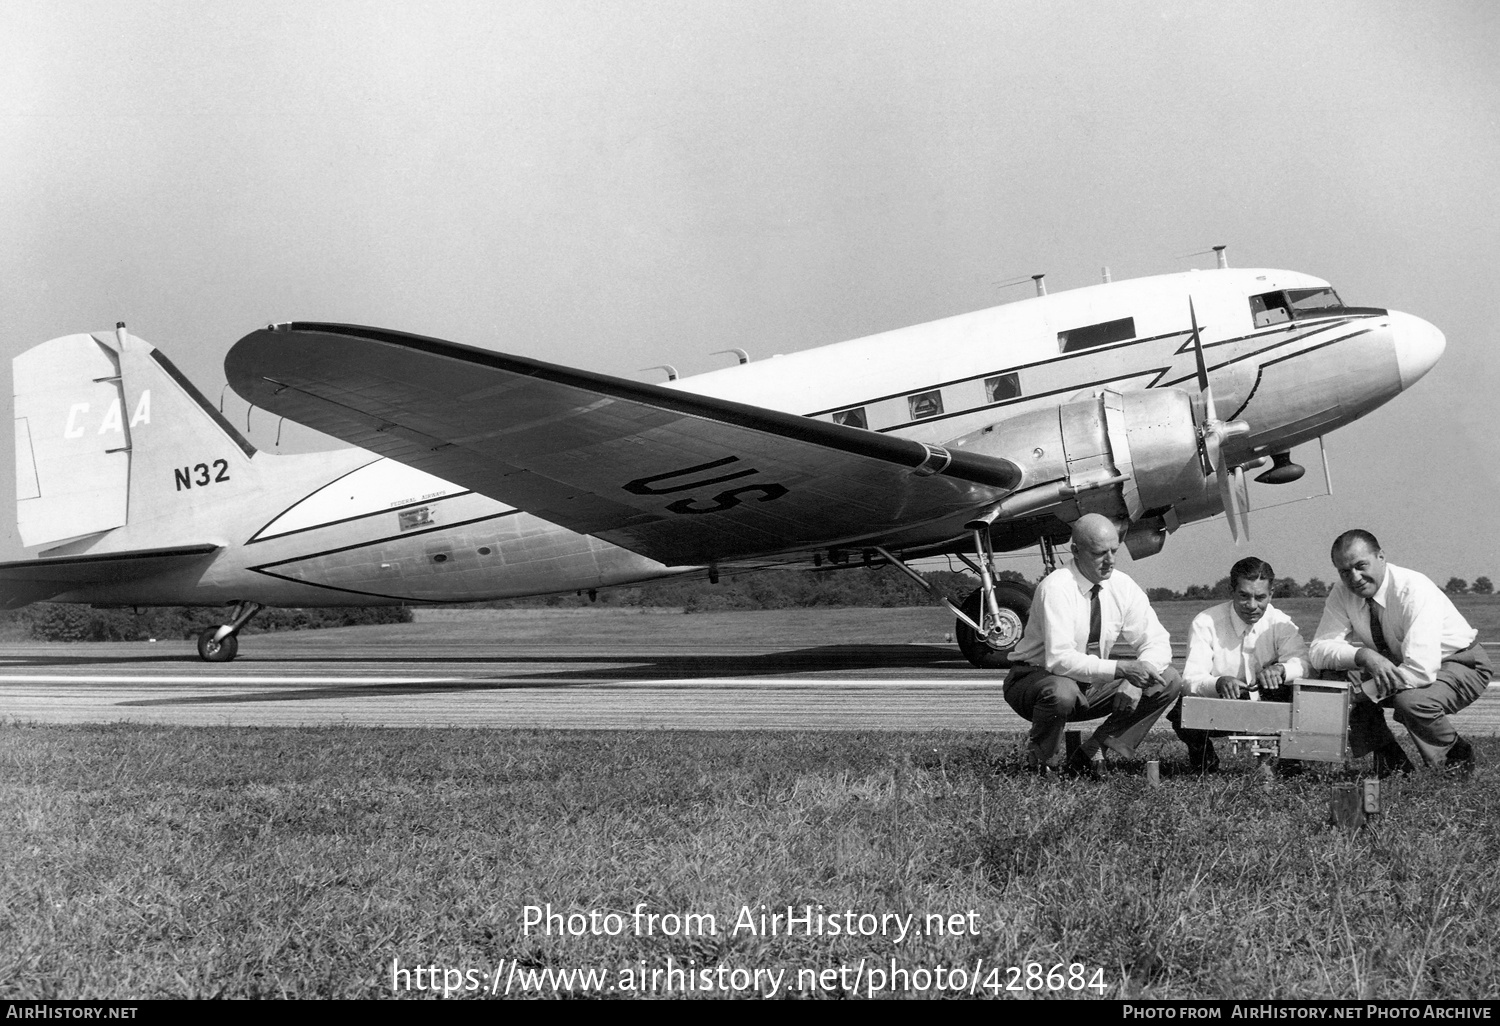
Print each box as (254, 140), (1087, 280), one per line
(1180, 680), (1351, 764)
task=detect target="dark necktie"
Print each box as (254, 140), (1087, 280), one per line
(1087, 584), (1102, 656)
(1368, 601), (1396, 661)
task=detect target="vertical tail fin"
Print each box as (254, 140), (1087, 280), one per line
(13, 325), (260, 553)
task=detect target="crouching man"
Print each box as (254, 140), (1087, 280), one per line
(1169, 556), (1310, 774)
(1003, 513), (1183, 778)
(1309, 529), (1491, 776)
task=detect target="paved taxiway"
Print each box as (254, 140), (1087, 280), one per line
(3, 610), (1498, 733)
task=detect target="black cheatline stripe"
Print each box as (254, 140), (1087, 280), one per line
(804, 326), (1198, 417)
(806, 315), (1372, 421)
(243, 567), (442, 604)
(248, 488), (477, 545)
(1258, 327), (1375, 369)
(246, 457), (382, 542)
(246, 509), (523, 571)
(872, 371), (1160, 433)
(1226, 328), (1376, 422)
(149, 349), (257, 459)
(1145, 320), (1350, 389)
(252, 323), (1018, 491)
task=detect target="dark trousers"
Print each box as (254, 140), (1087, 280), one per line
(1347, 643), (1492, 765)
(1003, 664), (1183, 767)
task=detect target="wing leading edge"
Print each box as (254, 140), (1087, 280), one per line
(226, 324), (1021, 565)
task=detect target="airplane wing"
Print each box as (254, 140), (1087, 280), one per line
(226, 323), (1021, 565)
(0, 544), (221, 609)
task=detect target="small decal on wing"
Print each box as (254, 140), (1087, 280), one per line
(398, 506), (433, 531)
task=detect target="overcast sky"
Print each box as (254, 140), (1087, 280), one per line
(3, 0), (1496, 590)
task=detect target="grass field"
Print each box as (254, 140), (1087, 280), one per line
(4, 722), (1499, 1000)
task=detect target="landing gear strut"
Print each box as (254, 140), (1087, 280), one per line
(197, 601), (263, 662)
(872, 527), (1037, 670)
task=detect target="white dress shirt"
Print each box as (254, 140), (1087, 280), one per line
(1309, 563), (1477, 688)
(1009, 562), (1172, 685)
(1182, 600), (1309, 697)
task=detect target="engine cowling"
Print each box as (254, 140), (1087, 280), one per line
(947, 388), (1218, 556)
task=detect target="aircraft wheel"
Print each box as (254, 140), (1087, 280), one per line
(197, 627), (239, 663)
(955, 582), (1032, 669)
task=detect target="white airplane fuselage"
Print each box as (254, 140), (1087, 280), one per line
(19, 267), (1444, 609)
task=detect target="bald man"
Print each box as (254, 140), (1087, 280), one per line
(1003, 514), (1183, 778)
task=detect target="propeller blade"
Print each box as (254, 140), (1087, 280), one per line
(1218, 463), (1251, 543)
(1189, 297), (1210, 396)
(1232, 465), (1251, 541)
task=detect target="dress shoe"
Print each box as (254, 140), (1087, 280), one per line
(1443, 736), (1475, 776)
(1026, 762), (1060, 779)
(1065, 749), (1107, 781)
(1373, 741), (1415, 778)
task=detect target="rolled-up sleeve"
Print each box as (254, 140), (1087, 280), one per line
(1182, 612), (1219, 696)
(1273, 619), (1309, 681)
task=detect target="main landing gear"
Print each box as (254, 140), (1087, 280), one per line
(196, 601), (263, 662)
(873, 530), (1045, 670)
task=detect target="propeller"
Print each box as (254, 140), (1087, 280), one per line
(1187, 298), (1253, 541)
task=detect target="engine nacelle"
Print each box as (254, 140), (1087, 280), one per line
(948, 388), (1216, 546)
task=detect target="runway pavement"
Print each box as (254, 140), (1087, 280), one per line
(3, 610), (1498, 734)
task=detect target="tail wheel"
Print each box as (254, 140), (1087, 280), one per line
(197, 627), (239, 663)
(955, 582), (1033, 669)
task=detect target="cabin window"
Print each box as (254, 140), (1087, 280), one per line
(1058, 316), (1135, 353)
(832, 407), (868, 429)
(985, 372), (1021, 403)
(908, 390), (944, 420)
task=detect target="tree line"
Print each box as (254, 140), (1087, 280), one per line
(5, 566), (1492, 643)
(0, 604), (411, 644)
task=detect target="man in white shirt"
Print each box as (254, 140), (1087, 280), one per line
(1003, 513), (1182, 778)
(1168, 556), (1311, 773)
(1309, 529), (1491, 775)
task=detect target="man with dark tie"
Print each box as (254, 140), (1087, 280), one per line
(1309, 529), (1491, 776)
(1003, 513), (1183, 778)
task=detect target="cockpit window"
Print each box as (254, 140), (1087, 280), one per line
(1286, 287), (1346, 315)
(1251, 287), (1348, 326)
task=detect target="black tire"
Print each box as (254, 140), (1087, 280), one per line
(955, 582), (1033, 669)
(197, 627), (239, 663)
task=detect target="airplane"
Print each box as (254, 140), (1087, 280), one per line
(2, 260), (1445, 664)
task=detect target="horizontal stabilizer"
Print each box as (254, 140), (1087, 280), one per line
(0, 544), (220, 609)
(227, 323), (1022, 564)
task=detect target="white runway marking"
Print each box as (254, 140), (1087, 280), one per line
(0, 674), (468, 684)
